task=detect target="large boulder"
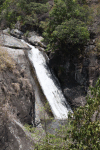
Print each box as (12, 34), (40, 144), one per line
(0, 33), (31, 50)
(10, 29), (23, 39)
(27, 31), (46, 48)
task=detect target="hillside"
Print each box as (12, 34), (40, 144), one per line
(0, 0), (100, 150)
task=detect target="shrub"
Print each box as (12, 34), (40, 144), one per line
(69, 78), (100, 149)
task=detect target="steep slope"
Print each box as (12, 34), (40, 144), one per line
(0, 44), (35, 149)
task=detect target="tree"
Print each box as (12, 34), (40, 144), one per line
(42, 0), (90, 53)
(0, 0), (49, 28)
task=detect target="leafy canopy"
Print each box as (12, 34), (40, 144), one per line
(0, 0), (49, 28)
(42, 0), (90, 52)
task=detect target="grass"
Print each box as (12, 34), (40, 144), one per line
(0, 46), (16, 71)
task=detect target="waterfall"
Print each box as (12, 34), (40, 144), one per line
(22, 40), (73, 119)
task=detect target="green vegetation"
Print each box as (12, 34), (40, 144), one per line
(0, 0), (91, 55)
(42, 0), (90, 53)
(0, 0), (50, 28)
(69, 78), (100, 149)
(25, 78), (100, 150)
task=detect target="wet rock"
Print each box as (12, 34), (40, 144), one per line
(49, 53), (87, 108)
(64, 85), (86, 108)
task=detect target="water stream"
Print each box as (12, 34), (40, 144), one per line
(22, 40), (73, 120)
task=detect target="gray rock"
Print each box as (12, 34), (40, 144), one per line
(27, 32), (46, 48)
(10, 29), (23, 39)
(0, 34), (31, 50)
(0, 67), (35, 149)
(15, 21), (21, 30)
(28, 31), (37, 37)
(64, 86), (86, 108)
(0, 46), (36, 149)
(85, 45), (95, 52)
(3, 28), (10, 34)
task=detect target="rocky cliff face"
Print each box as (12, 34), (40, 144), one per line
(0, 35), (36, 149)
(48, 38), (100, 108)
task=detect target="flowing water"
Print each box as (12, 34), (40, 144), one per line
(22, 40), (73, 120)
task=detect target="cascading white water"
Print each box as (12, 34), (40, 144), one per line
(22, 40), (73, 119)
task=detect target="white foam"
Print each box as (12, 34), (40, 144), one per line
(23, 41), (72, 119)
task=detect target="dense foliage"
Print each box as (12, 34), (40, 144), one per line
(0, 0), (90, 54)
(42, 0), (90, 53)
(0, 0), (49, 28)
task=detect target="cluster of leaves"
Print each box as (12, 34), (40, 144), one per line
(42, 0), (90, 53)
(0, 0), (50, 28)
